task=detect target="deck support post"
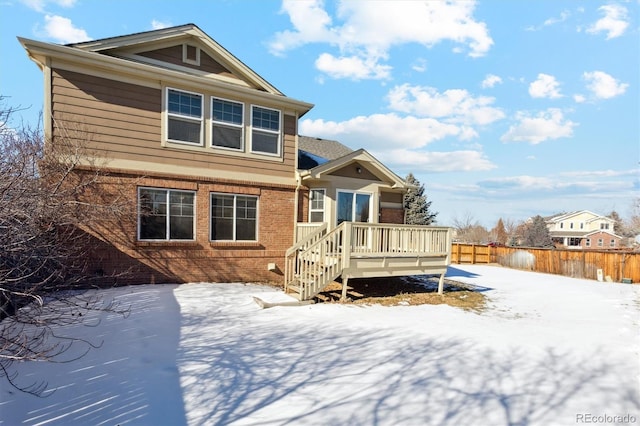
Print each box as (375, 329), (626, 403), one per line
(437, 272), (445, 295)
(341, 277), (349, 302)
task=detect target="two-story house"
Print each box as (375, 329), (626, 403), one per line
(546, 210), (622, 249)
(19, 24), (451, 301)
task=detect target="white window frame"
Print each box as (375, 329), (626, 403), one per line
(597, 238), (604, 247)
(610, 239), (616, 247)
(309, 188), (326, 223)
(250, 104), (281, 157)
(182, 44), (201, 66)
(211, 97), (244, 152)
(210, 193), (259, 242)
(137, 187), (196, 241)
(586, 238), (591, 247)
(166, 87), (204, 146)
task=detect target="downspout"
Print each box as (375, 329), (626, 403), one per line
(294, 171), (301, 244)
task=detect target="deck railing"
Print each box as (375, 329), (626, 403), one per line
(349, 223), (451, 256)
(286, 222), (452, 300)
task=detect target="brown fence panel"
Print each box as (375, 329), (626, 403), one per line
(451, 243), (639, 283)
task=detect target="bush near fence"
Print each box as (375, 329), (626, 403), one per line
(451, 243), (639, 283)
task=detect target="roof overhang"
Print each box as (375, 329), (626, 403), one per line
(299, 149), (409, 190)
(18, 31), (314, 116)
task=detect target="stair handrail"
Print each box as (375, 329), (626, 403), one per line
(285, 223), (328, 292)
(293, 222), (347, 300)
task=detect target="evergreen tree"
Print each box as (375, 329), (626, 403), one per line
(522, 215), (553, 247)
(491, 218), (508, 245)
(404, 173), (438, 225)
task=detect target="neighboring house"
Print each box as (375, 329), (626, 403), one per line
(20, 24), (451, 300)
(545, 210), (622, 249)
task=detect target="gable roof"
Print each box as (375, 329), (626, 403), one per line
(299, 148), (409, 190)
(19, 24), (313, 116)
(545, 210), (614, 224)
(67, 23), (282, 95)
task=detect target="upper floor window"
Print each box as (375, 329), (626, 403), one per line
(167, 88), (203, 145)
(138, 187), (195, 241)
(586, 238), (591, 247)
(560, 223), (564, 229)
(610, 239), (616, 247)
(600, 223), (610, 230)
(570, 222), (574, 229)
(597, 238), (603, 247)
(309, 189), (325, 222)
(212, 97), (244, 150)
(251, 105), (281, 156)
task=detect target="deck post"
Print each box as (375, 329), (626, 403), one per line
(341, 276), (349, 301)
(437, 272), (445, 295)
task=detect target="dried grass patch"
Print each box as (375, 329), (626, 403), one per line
(318, 276), (487, 312)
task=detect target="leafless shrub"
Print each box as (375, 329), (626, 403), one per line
(0, 98), (131, 395)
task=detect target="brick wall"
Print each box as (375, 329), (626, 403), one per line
(380, 207), (404, 224)
(83, 171), (296, 286)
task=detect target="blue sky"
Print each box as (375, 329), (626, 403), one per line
(2, 0), (638, 227)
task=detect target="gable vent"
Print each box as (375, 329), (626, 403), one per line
(182, 44), (200, 66)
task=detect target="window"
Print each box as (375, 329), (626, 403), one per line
(211, 98), (244, 150)
(309, 189), (325, 222)
(610, 239), (616, 247)
(568, 237), (581, 246)
(251, 105), (280, 155)
(167, 88), (203, 145)
(560, 223), (564, 229)
(600, 223), (610, 230)
(597, 238), (603, 247)
(138, 188), (195, 241)
(586, 238), (591, 247)
(570, 222), (574, 229)
(211, 193), (258, 241)
(580, 222), (584, 229)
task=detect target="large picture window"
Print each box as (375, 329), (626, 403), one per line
(309, 189), (325, 222)
(251, 105), (280, 155)
(167, 88), (203, 145)
(211, 193), (258, 241)
(212, 97), (243, 150)
(138, 188), (195, 241)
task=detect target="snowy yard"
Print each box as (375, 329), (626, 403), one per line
(1, 264), (639, 426)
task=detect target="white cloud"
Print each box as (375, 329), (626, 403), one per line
(501, 108), (577, 144)
(573, 94), (586, 103)
(587, 4), (629, 39)
(411, 58), (428, 73)
(481, 74), (502, 89)
(583, 71), (628, 99)
(526, 9), (571, 31)
(377, 149), (497, 172)
(300, 113), (463, 150)
(21, 0), (76, 12)
(151, 20), (172, 30)
(270, 0), (492, 79)
(42, 15), (89, 43)
(529, 73), (562, 99)
(315, 53), (391, 80)
(387, 84), (505, 126)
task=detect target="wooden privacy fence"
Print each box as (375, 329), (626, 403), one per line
(451, 243), (640, 283)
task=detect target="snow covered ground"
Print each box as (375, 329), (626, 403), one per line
(1, 265), (639, 426)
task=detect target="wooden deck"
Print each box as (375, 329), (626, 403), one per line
(285, 222), (452, 301)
